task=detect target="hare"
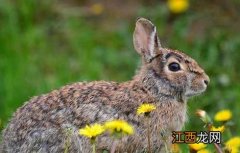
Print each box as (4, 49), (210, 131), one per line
(1, 18), (209, 153)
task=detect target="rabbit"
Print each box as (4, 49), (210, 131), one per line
(0, 18), (210, 153)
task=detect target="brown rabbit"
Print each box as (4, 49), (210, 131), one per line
(1, 18), (209, 153)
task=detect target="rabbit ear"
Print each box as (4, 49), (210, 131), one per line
(133, 18), (162, 62)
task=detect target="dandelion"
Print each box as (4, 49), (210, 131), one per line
(189, 143), (207, 151)
(210, 125), (225, 132)
(197, 149), (211, 153)
(104, 120), (134, 153)
(225, 137), (240, 153)
(196, 109), (206, 118)
(137, 103), (156, 153)
(227, 147), (239, 153)
(79, 123), (105, 153)
(214, 109), (232, 122)
(167, 0), (189, 14)
(171, 144), (180, 153)
(104, 120), (134, 136)
(196, 109), (211, 124)
(79, 123), (105, 139)
(90, 3), (104, 15)
(137, 103), (156, 116)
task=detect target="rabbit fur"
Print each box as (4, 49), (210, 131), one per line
(1, 18), (209, 153)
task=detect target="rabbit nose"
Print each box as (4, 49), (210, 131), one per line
(204, 80), (209, 85)
(203, 74), (210, 86)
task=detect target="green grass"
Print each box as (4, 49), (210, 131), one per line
(0, 0), (139, 128)
(0, 0), (240, 151)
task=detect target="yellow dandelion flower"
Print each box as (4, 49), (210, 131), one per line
(227, 147), (239, 153)
(91, 3), (104, 15)
(210, 125), (225, 132)
(79, 123), (105, 139)
(171, 144), (180, 153)
(167, 0), (189, 14)
(137, 103), (156, 115)
(188, 143), (207, 151)
(214, 109), (232, 122)
(225, 137), (240, 152)
(104, 120), (134, 135)
(197, 149), (211, 153)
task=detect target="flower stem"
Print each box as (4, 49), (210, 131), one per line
(91, 138), (97, 153)
(64, 128), (72, 153)
(164, 142), (169, 153)
(213, 143), (223, 153)
(92, 143), (96, 153)
(110, 140), (117, 153)
(147, 117), (151, 153)
(226, 127), (232, 138)
(207, 123), (223, 153)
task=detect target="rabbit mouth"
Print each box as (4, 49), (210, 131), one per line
(185, 81), (208, 98)
(185, 89), (206, 98)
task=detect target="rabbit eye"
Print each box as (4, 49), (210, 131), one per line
(168, 62), (181, 72)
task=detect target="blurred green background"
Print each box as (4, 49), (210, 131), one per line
(0, 0), (240, 150)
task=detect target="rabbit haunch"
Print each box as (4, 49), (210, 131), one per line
(1, 18), (209, 153)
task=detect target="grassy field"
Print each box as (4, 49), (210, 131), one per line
(0, 0), (240, 152)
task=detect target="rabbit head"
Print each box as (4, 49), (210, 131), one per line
(133, 18), (209, 101)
